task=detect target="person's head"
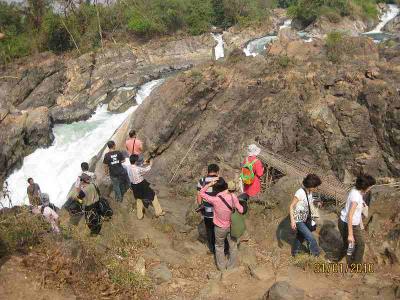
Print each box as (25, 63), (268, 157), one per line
(247, 144), (261, 157)
(107, 140), (116, 150)
(130, 154), (139, 165)
(303, 174), (322, 192)
(41, 193), (50, 205)
(80, 174), (91, 185)
(227, 181), (237, 193)
(81, 162), (89, 171)
(214, 177), (228, 193)
(355, 174), (376, 193)
(129, 130), (136, 138)
(207, 164), (219, 175)
(27, 178), (34, 185)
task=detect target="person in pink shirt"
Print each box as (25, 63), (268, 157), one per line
(241, 144), (264, 198)
(199, 177), (243, 271)
(126, 130), (144, 164)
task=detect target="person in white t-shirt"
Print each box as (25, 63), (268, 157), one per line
(338, 174), (376, 264)
(289, 174), (322, 257)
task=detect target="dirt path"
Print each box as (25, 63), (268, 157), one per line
(0, 256), (76, 300)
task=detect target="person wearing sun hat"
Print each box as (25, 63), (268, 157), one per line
(240, 144), (264, 199)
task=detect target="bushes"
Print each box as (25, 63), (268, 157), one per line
(288, 0), (379, 27)
(326, 31), (345, 62)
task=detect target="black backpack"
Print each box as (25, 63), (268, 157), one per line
(93, 184), (113, 218)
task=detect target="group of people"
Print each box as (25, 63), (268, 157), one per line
(195, 144), (264, 271)
(26, 178), (60, 233)
(26, 133), (376, 268)
(289, 173), (376, 265)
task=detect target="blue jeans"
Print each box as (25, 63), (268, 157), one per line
(292, 221), (320, 256)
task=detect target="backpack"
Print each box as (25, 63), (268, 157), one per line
(240, 158), (258, 185)
(218, 195), (246, 239)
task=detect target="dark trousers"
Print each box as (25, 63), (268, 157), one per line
(338, 218), (365, 264)
(292, 222), (320, 256)
(111, 176), (128, 202)
(204, 217), (215, 253)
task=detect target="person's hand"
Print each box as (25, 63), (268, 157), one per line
(291, 221), (297, 231)
(317, 201), (323, 208)
(348, 235), (355, 244)
(206, 178), (218, 187)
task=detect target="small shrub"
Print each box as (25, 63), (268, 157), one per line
(290, 253), (327, 270)
(0, 208), (49, 256)
(326, 31), (345, 63)
(277, 55), (292, 68)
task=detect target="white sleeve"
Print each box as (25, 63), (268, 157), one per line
(294, 189), (305, 201)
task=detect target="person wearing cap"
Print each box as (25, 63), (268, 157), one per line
(240, 144), (264, 199)
(75, 162), (96, 191)
(199, 178), (243, 271)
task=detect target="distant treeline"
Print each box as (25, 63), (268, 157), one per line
(0, 0), (397, 64)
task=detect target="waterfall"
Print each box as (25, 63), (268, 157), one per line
(244, 36), (278, 57)
(211, 33), (225, 60)
(3, 79), (164, 208)
(366, 4), (399, 34)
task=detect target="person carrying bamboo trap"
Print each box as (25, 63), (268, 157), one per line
(240, 144), (264, 201)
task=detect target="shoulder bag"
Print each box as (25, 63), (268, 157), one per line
(303, 188), (317, 232)
(218, 194), (246, 239)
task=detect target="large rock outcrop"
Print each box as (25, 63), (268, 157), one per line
(0, 34), (215, 186)
(123, 40), (399, 186)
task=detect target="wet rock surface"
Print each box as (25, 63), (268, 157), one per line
(0, 34), (214, 186)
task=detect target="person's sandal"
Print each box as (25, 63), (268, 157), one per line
(156, 211), (166, 217)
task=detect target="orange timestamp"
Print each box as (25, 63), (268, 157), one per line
(314, 262), (374, 274)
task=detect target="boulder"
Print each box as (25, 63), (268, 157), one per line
(107, 88), (137, 113)
(134, 257), (146, 276)
(383, 16), (400, 33)
(318, 220), (344, 261)
(150, 263), (172, 284)
(263, 281), (305, 300)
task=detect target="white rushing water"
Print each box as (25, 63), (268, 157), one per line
(244, 36), (278, 57)
(279, 19), (292, 30)
(211, 33), (225, 60)
(3, 79), (164, 208)
(366, 4), (400, 34)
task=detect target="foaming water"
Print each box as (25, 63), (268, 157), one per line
(3, 79), (164, 208)
(366, 4), (399, 34)
(211, 33), (225, 60)
(244, 35), (278, 57)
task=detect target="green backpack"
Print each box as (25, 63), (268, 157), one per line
(240, 159), (258, 185)
(218, 195), (246, 239)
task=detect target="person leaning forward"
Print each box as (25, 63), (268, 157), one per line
(199, 177), (243, 271)
(123, 155), (165, 219)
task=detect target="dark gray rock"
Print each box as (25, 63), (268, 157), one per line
(150, 263), (172, 284)
(263, 281), (305, 300)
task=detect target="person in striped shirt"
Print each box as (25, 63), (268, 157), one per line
(196, 164), (220, 254)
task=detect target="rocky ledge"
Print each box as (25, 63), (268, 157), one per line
(0, 34), (215, 186)
(109, 36), (400, 187)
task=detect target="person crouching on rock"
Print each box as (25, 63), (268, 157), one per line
(123, 154), (165, 220)
(289, 174), (322, 257)
(32, 204), (60, 234)
(338, 174), (376, 265)
(103, 140), (129, 202)
(199, 177), (244, 271)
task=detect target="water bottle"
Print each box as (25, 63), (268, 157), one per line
(347, 241), (355, 256)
